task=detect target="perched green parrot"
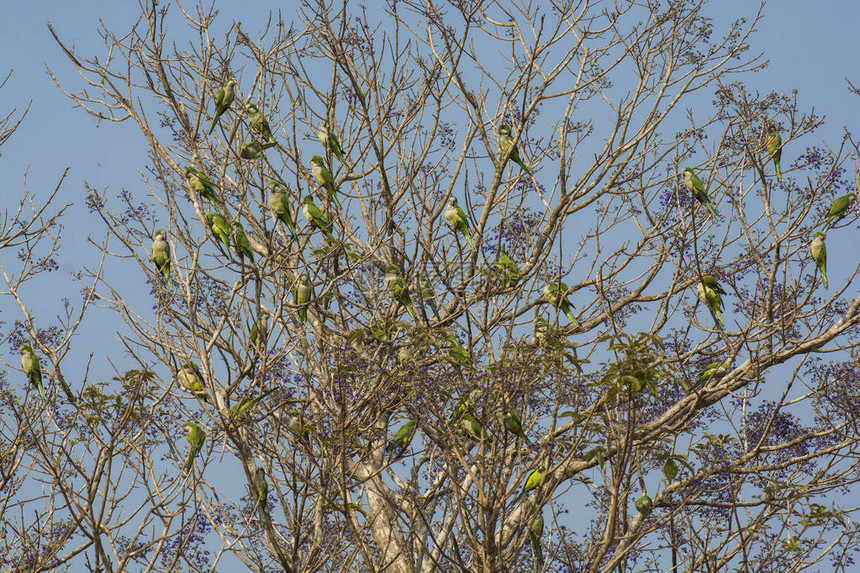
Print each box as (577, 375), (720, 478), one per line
(682, 167), (718, 218)
(446, 332), (470, 365)
(444, 196), (475, 250)
(288, 410), (312, 443)
(766, 122), (783, 183)
(542, 281), (581, 327)
(151, 228), (173, 290)
(294, 273), (312, 331)
(417, 273), (441, 320)
(178, 361), (208, 402)
(208, 77), (238, 135)
(310, 155), (342, 211)
(493, 243), (519, 288)
(252, 466), (268, 508)
(317, 123), (352, 173)
(205, 212), (233, 261)
(511, 462), (546, 506)
(635, 494), (653, 515)
(244, 103), (276, 144)
(460, 412), (487, 442)
(231, 221), (256, 267)
(697, 275), (726, 327)
(532, 315), (559, 347)
(301, 195), (339, 245)
(230, 388), (277, 420)
(822, 192), (857, 232)
(386, 419), (416, 461)
(185, 166), (218, 211)
(809, 231), (828, 289)
(183, 421), (205, 472)
(20, 344), (46, 404)
(498, 123), (533, 176)
(384, 264), (417, 320)
(693, 361), (730, 391)
(449, 389), (481, 423)
(267, 180), (299, 242)
(503, 404), (532, 445)
(529, 512), (545, 567)
(249, 308), (270, 352)
(239, 141), (263, 160)
(397, 344), (413, 365)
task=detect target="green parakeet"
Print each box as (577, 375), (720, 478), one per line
(178, 361), (208, 402)
(294, 273), (312, 330)
(460, 412), (487, 442)
(301, 195), (339, 245)
(446, 332), (470, 365)
(635, 494), (653, 515)
(493, 243), (519, 288)
(542, 281), (581, 327)
(498, 123), (533, 176)
(151, 228), (173, 290)
(449, 389), (481, 423)
(310, 155), (342, 211)
(230, 221), (256, 267)
(208, 77), (238, 135)
(205, 212), (233, 261)
(384, 264), (417, 320)
(697, 275), (726, 327)
(317, 123), (352, 173)
(809, 231), (828, 289)
(529, 512), (544, 567)
(766, 122), (783, 183)
(252, 466), (268, 508)
(444, 196), (475, 250)
(244, 103), (276, 144)
(230, 388), (277, 420)
(693, 361), (730, 391)
(183, 421), (205, 472)
(289, 410), (312, 443)
(822, 192), (857, 232)
(20, 344), (46, 404)
(511, 463), (546, 506)
(503, 404), (532, 445)
(267, 180), (299, 242)
(239, 141), (263, 160)
(185, 166), (218, 211)
(386, 419), (416, 461)
(682, 167), (718, 218)
(417, 273), (441, 320)
(249, 308), (270, 352)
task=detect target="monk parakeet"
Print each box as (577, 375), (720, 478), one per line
(697, 275), (726, 327)
(205, 212), (233, 261)
(245, 103), (276, 144)
(294, 273), (312, 330)
(301, 195), (339, 245)
(231, 221), (256, 267)
(310, 155), (342, 211)
(417, 273), (441, 320)
(208, 77), (237, 135)
(20, 344), (46, 404)
(185, 166), (218, 211)
(267, 180), (299, 242)
(386, 419), (416, 461)
(529, 512), (544, 567)
(230, 388), (277, 420)
(635, 494), (653, 515)
(682, 167), (718, 218)
(809, 231), (828, 289)
(449, 389), (481, 423)
(511, 462), (546, 506)
(384, 265), (417, 320)
(493, 243), (519, 288)
(178, 361), (208, 402)
(239, 141), (263, 160)
(249, 308), (270, 352)
(461, 412), (487, 442)
(446, 332), (470, 365)
(822, 192), (857, 232)
(317, 123), (352, 173)
(288, 410), (311, 443)
(397, 344), (413, 365)
(444, 196), (474, 250)
(503, 404), (532, 445)
(693, 361), (730, 391)
(183, 421), (205, 472)
(766, 122), (783, 183)
(498, 124), (533, 176)
(252, 465), (268, 508)
(151, 228), (173, 290)
(542, 281), (581, 327)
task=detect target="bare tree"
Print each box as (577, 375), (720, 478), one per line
(3, 0), (859, 571)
